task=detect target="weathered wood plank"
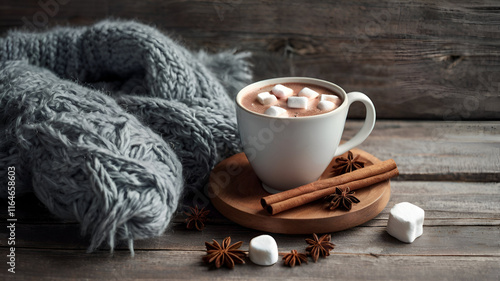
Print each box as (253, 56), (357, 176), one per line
(1, 120), (499, 223)
(0, 1), (499, 119)
(4, 0), (500, 39)
(3, 180), (500, 254)
(177, 33), (500, 120)
(382, 181), (500, 220)
(3, 179), (500, 224)
(2, 221), (499, 257)
(2, 249), (499, 280)
(346, 121), (500, 181)
(190, 180), (500, 226)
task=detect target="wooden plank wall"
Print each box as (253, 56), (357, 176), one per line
(1, 0), (499, 120)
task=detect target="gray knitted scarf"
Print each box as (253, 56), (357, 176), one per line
(0, 20), (252, 254)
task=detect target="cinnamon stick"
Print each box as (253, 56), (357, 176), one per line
(261, 159), (398, 215)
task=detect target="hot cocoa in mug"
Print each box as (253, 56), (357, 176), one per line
(240, 82), (343, 117)
(236, 77), (376, 194)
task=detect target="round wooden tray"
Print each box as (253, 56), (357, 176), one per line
(208, 148), (391, 234)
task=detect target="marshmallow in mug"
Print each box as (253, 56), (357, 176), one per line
(298, 87), (320, 99)
(264, 106), (288, 117)
(271, 84), (294, 99)
(317, 100), (336, 111)
(257, 92), (278, 106)
(320, 94), (342, 106)
(259, 86), (341, 117)
(287, 96), (308, 109)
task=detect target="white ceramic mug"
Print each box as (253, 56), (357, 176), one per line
(236, 77), (376, 193)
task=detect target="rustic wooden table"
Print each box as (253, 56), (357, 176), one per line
(1, 120), (499, 280)
(1, 0), (500, 279)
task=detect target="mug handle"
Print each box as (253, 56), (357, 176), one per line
(334, 91), (376, 156)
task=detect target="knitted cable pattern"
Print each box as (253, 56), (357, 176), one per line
(0, 20), (252, 253)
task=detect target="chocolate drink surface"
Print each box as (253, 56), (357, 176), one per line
(240, 83), (343, 117)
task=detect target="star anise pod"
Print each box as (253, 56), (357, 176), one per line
(326, 187), (360, 211)
(202, 237), (246, 269)
(282, 250), (308, 267)
(305, 233), (336, 262)
(331, 150), (365, 176)
(184, 205), (210, 231)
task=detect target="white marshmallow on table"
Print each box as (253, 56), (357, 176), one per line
(264, 106), (288, 117)
(317, 100), (337, 111)
(271, 84), (294, 99)
(248, 235), (279, 266)
(320, 94), (342, 106)
(386, 202), (425, 243)
(298, 87), (319, 99)
(287, 96), (308, 109)
(256, 92), (278, 105)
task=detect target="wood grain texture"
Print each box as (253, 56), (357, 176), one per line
(1, 179), (499, 279)
(3, 180), (499, 224)
(2, 180), (499, 253)
(344, 120), (500, 181)
(1, 249), (499, 280)
(1, 0), (499, 274)
(208, 149), (391, 233)
(1, 0), (499, 119)
(0, 120), (498, 220)
(2, 222), (499, 256)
